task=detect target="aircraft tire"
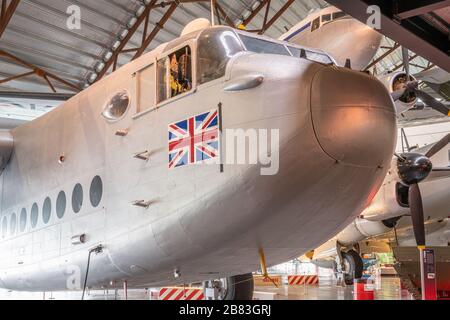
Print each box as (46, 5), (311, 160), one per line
(223, 273), (254, 300)
(342, 250), (364, 285)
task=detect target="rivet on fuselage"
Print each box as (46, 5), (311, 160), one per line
(59, 155), (66, 164)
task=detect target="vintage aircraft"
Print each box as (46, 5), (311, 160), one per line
(282, 6), (450, 117)
(284, 6), (450, 284)
(0, 19), (397, 299)
(303, 133), (450, 284)
(279, 6), (382, 71)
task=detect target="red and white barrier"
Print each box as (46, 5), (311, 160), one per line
(288, 275), (319, 286)
(158, 287), (204, 300)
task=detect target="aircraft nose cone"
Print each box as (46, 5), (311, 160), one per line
(310, 67), (397, 168)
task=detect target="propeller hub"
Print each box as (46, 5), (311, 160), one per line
(397, 153), (432, 185)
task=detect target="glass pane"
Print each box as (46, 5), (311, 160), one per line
(288, 46), (302, 58)
(157, 58), (170, 103)
(307, 51), (333, 65)
(198, 28), (244, 85)
(31, 203), (39, 228)
(2, 217), (7, 238)
(158, 46), (193, 103)
(138, 64), (156, 113)
(43, 197), (51, 224)
(102, 91), (130, 121)
(333, 11), (346, 20)
(10, 213), (16, 236)
(72, 184), (83, 214)
(322, 14), (332, 23)
(56, 191), (66, 219)
(20, 208), (27, 232)
(311, 17), (321, 32)
(240, 35), (290, 56)
(90, 176), (103, 208)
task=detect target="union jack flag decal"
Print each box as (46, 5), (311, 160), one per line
(168, 110), (220, 169)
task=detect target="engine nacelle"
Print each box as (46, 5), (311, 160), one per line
(378, 71), (418, 114)
(336, 217), (393, 246)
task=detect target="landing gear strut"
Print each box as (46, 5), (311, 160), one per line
(335, 250), (364, 285)
(204, 273), (254, 300)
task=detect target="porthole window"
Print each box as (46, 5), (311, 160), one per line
(1, 217), (7, 238)
(56, 191), (66, 219)
(90, 176), (103, 208)
(31, 203), (39, 228)
(10, 213), (16, 236)
(42, 197), (52, 224)
(72, 183), (83, 214)
(102, 90), (130, 121)
(20, 208), (27, 232)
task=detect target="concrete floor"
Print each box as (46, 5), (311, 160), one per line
(0, 276), (414, 300)
(255, 277), (414, 300)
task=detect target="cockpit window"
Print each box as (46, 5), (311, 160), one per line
(332, 11), (347, 20)
(287, 46), (334, 65)
(311, 17), (321, 32)
(157, 46), (193, 103)
(239, 35), (290, 56)
(306, 51), (334, 65)
(321, 14), (331, 23)
(197, 28), (244, 85)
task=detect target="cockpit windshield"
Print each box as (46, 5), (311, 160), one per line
(239, 35), (291, 56)
(197, 27), (244, 85)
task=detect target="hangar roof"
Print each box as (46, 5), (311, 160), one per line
(0, 0), (328, 94)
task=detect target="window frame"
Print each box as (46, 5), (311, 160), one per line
(311, 17), (321, 32)
(238, 33), (292, 57)
(155, 42), (196, 108)
(197, 28), (246, 89)
(321, 14), (332, 23)
(101, 89), (132, 123)
(134, 62), (157, 117)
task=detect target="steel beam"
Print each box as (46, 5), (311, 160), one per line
(133, 2), (178, 60)
(394, 0), (450, 20)
(365, 43), (400, 70)
(95, 0), (158, 82)
(0, 0), (20, 38)
(0, 49), (81, 92)
(241, 0), (271, 27)
(259, 0), (295, 34)
(327, 0), (450, 73)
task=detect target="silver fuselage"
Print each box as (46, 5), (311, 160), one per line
(0, 27), (396, 291)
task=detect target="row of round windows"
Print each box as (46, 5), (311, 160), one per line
(0, 176), (103, 239)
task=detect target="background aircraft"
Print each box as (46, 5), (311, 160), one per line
(282, 6), (450, 117)
(283, 6), (450, 284)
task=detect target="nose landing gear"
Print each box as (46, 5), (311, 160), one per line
(203, 273), (254, 300)
(335, 249), (364, 286)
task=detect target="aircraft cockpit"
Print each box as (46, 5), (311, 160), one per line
(130, 26), (336, 114)
(155, 26), (335, 104)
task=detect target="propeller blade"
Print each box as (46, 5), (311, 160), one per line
(408, 183), (426, 247)
(402, 47), (410, 80)
(414, 89), (450, 117)
(425, 133), (450, 158)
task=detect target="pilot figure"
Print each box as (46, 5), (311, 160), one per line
(170, 54), (182, 97)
